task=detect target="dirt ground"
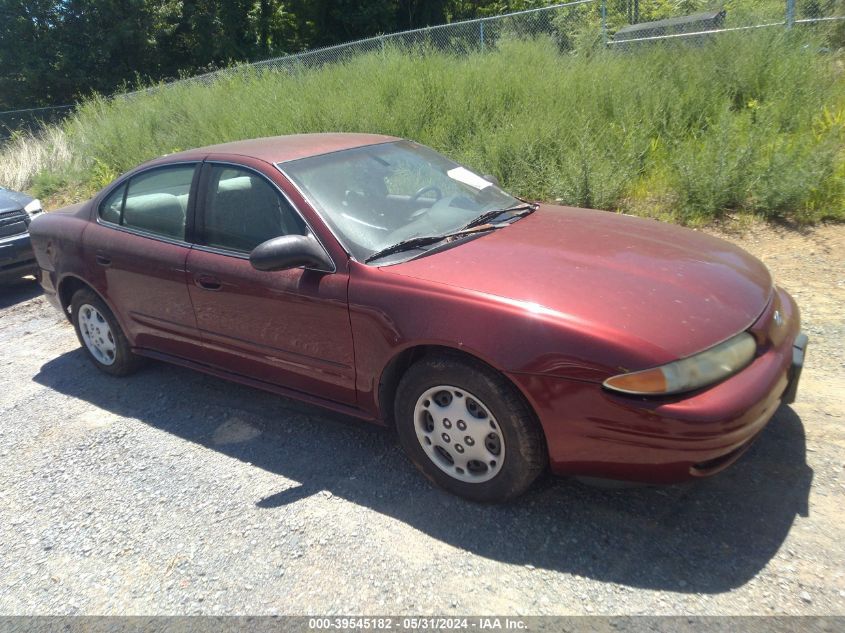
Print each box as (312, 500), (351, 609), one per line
(0, 220), (843, 615)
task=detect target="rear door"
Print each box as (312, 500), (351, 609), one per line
(185, 161), (356, 405)
(82, 163), (203, 359)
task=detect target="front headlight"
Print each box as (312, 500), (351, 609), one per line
(24, 199), (42, 215)
(603, 332), (757, 396)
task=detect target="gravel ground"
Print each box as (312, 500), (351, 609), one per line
(0, 221), (843, 616)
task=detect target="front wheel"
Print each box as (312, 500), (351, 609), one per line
(71, 288), (141, 376)
(395, 355), (547, 502)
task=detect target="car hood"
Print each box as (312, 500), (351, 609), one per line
(0, 188), (34, 214)
(383, 205), (772, 363)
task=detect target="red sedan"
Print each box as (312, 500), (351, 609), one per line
(29, 134), (808, 502)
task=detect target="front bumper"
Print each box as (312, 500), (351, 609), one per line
(0, 232), (37, 283)
(509, 287), (807, 484)
(782, 332), (808, 405)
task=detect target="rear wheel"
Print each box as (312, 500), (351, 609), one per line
(395, 354), (547, 502)
(71, 288), (141, 376)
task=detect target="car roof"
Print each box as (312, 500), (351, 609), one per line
(151, 133), (400, 166)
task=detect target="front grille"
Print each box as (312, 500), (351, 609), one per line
(0, 209), (28, 238)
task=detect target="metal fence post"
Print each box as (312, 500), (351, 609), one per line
(601, 0), (608, 47)
(786, 0), (796, 28)
(480, 19), (485, 51)
(625, 0), (640, 24)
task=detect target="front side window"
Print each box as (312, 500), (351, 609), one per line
(99, 165), (195, 241)
(198, 165), (306, 253)
(280, 141), (519, 262)
(99, 184), (125, 224)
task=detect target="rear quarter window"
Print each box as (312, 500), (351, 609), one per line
(98, 165), (196, 241)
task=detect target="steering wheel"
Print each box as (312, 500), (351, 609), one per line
(407, 185), (444, 221)
(410, 185), (442, 205)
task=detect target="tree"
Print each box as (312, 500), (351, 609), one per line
(0, 0), (578, 112)
(0, 0), (61, 109)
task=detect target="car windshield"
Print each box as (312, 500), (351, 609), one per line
(279, 140), (521, 262)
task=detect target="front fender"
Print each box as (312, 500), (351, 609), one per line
(348, 262), (648, 417)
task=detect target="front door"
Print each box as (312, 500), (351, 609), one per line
(185, 162), (356, 405)
(82, 163), (202, 359)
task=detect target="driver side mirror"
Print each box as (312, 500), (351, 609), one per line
(250, 234), (334, 272)
(483, 174), (500, 187)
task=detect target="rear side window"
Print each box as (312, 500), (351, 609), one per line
(199, 165), (306, 252)
(99, 165), (196, 241)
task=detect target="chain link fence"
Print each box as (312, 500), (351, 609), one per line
(121, 1), (845, 93)
(604, 1), (845, 46)
(3, 0), (845, 137)
(135, 0), (599, 93)
(0, 106), (74, 142)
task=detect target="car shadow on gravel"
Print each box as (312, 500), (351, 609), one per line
(35, 350), (813, 594)
(0, 277), (41, 309)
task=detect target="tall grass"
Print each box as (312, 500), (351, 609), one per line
(0, 127), (73, 192)
(4, 29), (845, 224)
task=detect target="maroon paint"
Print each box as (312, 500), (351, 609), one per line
(81, 219), (201, 360)
(507, 287), (800, 483)
(28, 134), (803, 485)
(381, 205), (773, 366)
(185, 249), (356, 404)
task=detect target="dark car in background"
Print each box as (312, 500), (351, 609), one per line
(0, 186), (41, 284)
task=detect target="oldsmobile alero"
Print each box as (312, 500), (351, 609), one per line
(28, 133), (808, 501)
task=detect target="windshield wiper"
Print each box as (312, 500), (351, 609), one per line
(365, 225), (498, 264)
(460, 202), (538, 230)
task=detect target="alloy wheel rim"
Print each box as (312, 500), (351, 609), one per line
(413, 385), (505, 483)
(78, 304), (117, 366)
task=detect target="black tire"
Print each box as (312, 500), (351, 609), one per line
(394, 353), (547, 502)
(70, 288), (141, 376)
